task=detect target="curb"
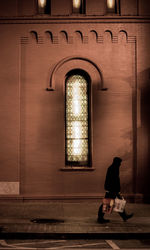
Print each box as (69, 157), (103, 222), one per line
(0, 232), (150, 240)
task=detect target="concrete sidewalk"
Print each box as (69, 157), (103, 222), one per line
(0, 201), (150, 239)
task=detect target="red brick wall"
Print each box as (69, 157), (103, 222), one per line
(0, 0), (150, 201)
(0, 0), (150, 17)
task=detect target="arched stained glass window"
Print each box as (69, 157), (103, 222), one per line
(65, 71), (90, 166)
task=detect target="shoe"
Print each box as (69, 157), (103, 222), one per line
(97, 218), (110, 223)
(123, 213), (134, 222)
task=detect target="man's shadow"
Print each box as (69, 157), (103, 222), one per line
(138, 68), (150, 202)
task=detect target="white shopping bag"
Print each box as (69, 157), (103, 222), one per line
(113, 197), (126, 213)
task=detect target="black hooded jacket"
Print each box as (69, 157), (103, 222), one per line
(104, 163), (121, 194)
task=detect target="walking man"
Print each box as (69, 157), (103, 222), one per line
(98, 157), (133, 223)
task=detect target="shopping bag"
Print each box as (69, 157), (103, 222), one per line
(102, 198), (114, 214)
(113, 197), (126, 213)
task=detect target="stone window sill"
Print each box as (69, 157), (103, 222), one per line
(60, 167), (95, 171)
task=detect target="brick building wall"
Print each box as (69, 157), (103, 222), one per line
(0, 0), (150, 202)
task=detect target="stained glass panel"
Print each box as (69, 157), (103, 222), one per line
(73, 0), (81, 9)
(107, 0), (117, 13)
(73, 0), (82, 13)
(107, 0), (115, 9)
(66, 74), (89, 166)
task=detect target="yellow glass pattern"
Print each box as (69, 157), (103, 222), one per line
(38, 0), (46, 8)
(66, 75), (89, 165)
(107, 0), (115, 9)
(73, 0), (81, 9)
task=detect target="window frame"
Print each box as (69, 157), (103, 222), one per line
(65, 69), (91, 168)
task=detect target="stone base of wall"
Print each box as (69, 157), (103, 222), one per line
(0, 193), (149, 203)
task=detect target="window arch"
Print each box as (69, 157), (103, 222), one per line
(65, 69), (91, 167)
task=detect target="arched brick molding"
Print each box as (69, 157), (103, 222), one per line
(119, 30), (128, 43)
(90, 30), (98, 43)
(60, 31), (68, 43)
(75, 31), (83, 43)
(46, 56), (104, 91)
(45, 31), (53, 43)
(30, 31), (38, 43)
(104, 30), (113, 42)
